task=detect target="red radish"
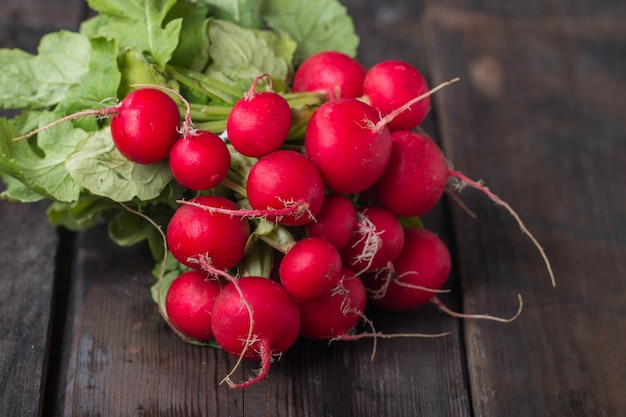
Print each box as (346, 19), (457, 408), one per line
(227, 74), (293, 157)
(279, 237), (343, 300)
(246, 150), (325, 226)
(305, 193), (357, 250)
(169, 130), (231, 190)
(12, 87), (182, 164)
(363, 60), (430, 131)
(110, 88), (181, 164)
(165, 271), (222, 341)
(296, 266), (366, 340)
(211, 276), (300, 388)
(340, 205), (405, 273)
(166, 195), (250, 271)
(304, 98), (392, 194)
(364, 227), (451, 312)
(372, 130), (449, 217)
(293, 50), (367, 99)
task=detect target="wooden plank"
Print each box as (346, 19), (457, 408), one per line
(53, 225), (469, 417)
(423, 1), (626, 416)
(1, 0), (86, 53)
(49, 1), (471, 416)
(0, 1), (90, 416)
(0, 196), (57, 416)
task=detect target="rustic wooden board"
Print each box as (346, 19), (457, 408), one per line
(0, 1), (84, 416)
(0, 197), (57, 417)
(49, 1), (471, 415)
(423, 1), (626, 415)
(1, 0), (86, 53)
(53, 226), (468, 416)
(3, 0), (625, 416)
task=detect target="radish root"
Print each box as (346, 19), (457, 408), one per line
(12, 107), (119, 141)
(226, 340), (273, 389)
(335, 277), (379, 361)
(375, 77), (460, 133)
(431, 293), (524, 323)
(365, 263), (451, 300)
(176, 198), (313, 224)
(191, 256), (257, 388)
(351, 209), (384, 274)
(448, 170), (556, 287)
(444, 188), (477, 218)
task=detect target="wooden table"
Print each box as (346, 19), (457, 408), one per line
(2, 0), (625, 416)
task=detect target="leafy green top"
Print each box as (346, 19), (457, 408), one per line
(0, 0), (358, 203)
(0, 0), (359, 306)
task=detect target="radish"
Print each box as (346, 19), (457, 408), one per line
(227, 74), (293, 157)
(295, 266), (367, 340)
(364, 227), (451, 311)
(211, 276), (300, 388)
(169, 130), (231, 190)
(363, 60), (430, 132)
(372, 130), (449, 217)
(166, 195), (251, 271)
(340, 205), (404, 273)
(304, 98), (392, 194)
(110, 88), (182, 164)
(292, 50), (367, 99)
(278, 236), (343, 300)
(165, 270), (222, 342)
(12, 87), (182, 165)
(304, 193), (357, 250)
(246, 150), (325, 226)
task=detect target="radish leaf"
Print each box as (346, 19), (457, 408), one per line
(65, 129), (174, 202)
(0, 31), (91, 109)
(262, 0), (359, 64)
(82, 0), (183, 68)
(205, 19), (296, 88)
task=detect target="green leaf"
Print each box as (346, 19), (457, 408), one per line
(47, 196), (118, 231)
(64, 37), (121, 106)
(108, 199), (175, 255)
(55, 37), (122, 132)
(167, 1), (212, 71)
(0, 173), (45, 202)
(262, 0), (359, 64)
(205, 19), (296, 87)
(65, 129), (174, 202)
(108, 209), (158, 246)
(0, 113), (86, 202)
(398, 216), (423, 229)
(200, 0), (264, 29)
(0, 31), (91, 109)
(117, 48), (176, 97)
(82, 0), (183, 68)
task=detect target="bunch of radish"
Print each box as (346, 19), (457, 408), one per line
(14, 50), (552, 388)
(163, 51), (554, 388)
(159, 54), (459, 388)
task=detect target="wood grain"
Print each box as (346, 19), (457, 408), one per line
(0, 2), (88, 416)
(423, 1), (626, 415)
(1, 0), (625, 416)
(0, 197), (57, 416)
(50, 1), (469, 415)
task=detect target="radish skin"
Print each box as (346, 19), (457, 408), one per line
(304, 98), (392, 194)
(211, 276), (300, 388)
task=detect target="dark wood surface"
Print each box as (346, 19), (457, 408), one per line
(1, 0), (625, 416)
